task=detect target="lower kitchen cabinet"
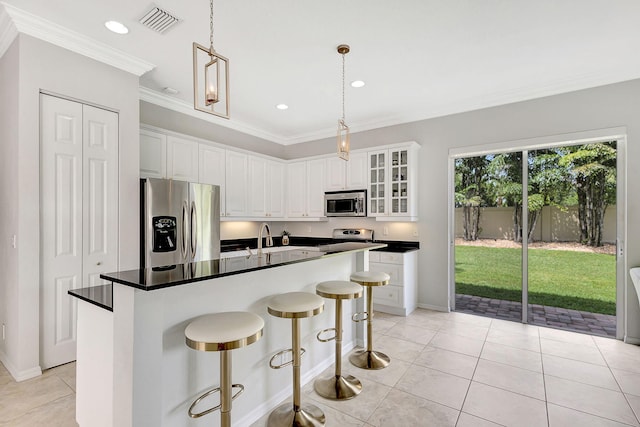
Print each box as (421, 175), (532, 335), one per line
(369, 250), (418, 316)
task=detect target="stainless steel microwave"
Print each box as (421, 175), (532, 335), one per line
(324, 190), (367, 217)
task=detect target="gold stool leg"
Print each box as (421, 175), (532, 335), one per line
(220, 350), (231, 427)
(349, 286), (390, 370)
(314, 299), (362, 400)
(268, 318), (325, 427)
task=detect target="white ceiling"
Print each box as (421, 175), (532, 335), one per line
(3, 0), (640, 145)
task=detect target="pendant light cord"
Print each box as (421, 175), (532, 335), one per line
(341, 52), (346, 122)
(209, 0), (215, 53)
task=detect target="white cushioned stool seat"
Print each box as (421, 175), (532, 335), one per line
(350, 271), (390, 287)
(316, 280), (363, 300)
(185, 311), (264, 352)
(267, 292), (324, 318)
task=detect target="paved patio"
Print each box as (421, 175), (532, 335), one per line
(455, 293), (617, 338)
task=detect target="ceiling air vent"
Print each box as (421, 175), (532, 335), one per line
(139, 5), (181, 34)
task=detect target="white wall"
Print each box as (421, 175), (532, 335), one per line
(282, 79), (640, 339)
(0, 37), (20, 375)
(0, 34), (140, 380)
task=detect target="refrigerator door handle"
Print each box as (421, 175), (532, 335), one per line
(181, 201), (189, 260)
(191, 201), (198, 259)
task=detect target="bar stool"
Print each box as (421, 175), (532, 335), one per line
(267, 292), (325, 427)
(314, 280), (364, 400)
(185, 311), (264, 427)
(348, 271), (391, 370)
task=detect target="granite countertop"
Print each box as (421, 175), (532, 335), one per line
(69, 240), (402, 311)
(98, 242), (385, 292)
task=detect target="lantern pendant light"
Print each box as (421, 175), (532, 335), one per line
(193, 0), (230, 119)
(337, 44), (350, 161)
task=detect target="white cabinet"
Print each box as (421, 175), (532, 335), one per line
(248, 156), (285, 218)
(369, 250), (418, 316)
(40, 94), (119, 368)
(324, 152), (368, 191)
(199, 144), (226, 216)
(368, 143), (419, 221)
(140, 129), (166, 178)
(225, 151), (249, 217)
(167, 136), (199, 181)
(267, 161), (285, 218)
(287, 159), (325, 218)
(346, 151), (368, 189)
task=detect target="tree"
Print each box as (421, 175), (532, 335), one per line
(455, 156), (489, 241)
(559, 142), (616, 247)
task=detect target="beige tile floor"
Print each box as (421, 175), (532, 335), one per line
(3, 309), (640, 426)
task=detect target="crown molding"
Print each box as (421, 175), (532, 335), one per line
(139, 87), (290, 145)
(0, 4), (17, 58)
(0, 2), (154, 76)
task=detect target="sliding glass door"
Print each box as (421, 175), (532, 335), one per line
(452, 141), (617, 336)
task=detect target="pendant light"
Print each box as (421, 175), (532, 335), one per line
(193, 0), (230, 119)
(337, 44), (350, 161)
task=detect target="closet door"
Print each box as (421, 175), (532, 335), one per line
(82, 105), (118, 288)
(40, 95), (118, 369)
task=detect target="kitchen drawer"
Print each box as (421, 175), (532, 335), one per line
(376, 251), (403, 264)
(373, 285), (402, 307)
(369, 262), (403, 285)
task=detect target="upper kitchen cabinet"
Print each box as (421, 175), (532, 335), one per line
(167, 135), (199, 182)
(225, 151), (249, 217)
(248, 156), (285, 218)
(287, 159), (326, 219)
(140, 129), (167, 178)
(199, 144), (226, 217)
(368, 142), (419, 221)
(324, 152), (367, 191)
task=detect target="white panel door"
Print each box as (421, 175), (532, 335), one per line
(41, 95), (119, 369)
(82, 105), (118, 288)
(41, 95), (84, 369)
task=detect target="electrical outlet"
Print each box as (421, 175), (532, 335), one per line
(11, 235), (16, 248)
(413, 228), (419, 237)
(2, 324), (5, 341)
(307, 226), (312, 233)
(383, 226), (389, 236)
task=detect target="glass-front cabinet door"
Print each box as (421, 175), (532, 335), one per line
(369, 150), (387, 216)
(390, 148), (409, 214)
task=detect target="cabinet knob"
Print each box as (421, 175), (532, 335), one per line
(97, 262), (102, 266)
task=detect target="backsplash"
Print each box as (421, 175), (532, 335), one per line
(220, 218), (419, 241)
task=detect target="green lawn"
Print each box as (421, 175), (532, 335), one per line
(455, 245), (616, 315)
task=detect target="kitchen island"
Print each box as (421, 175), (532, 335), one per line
(70, 243), (384, 427)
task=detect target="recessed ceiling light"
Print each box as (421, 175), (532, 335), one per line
(351, 80), (365, 88)
(276, 104), (289, 110)
(105, 21), (129, 34)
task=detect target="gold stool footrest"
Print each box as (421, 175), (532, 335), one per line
(269, 347), (306, 369)
(316, 327), (337, 342)
(188, 384), (245, 419)
(352, 311), (369, 323)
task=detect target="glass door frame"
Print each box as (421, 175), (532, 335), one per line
(448, 128), (626, 339)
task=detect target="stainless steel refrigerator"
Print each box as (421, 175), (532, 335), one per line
(141, 178), (220, 268)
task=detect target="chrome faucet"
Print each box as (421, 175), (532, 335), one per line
(257, 222), (273, 256)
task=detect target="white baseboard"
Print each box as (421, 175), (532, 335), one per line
(623, 335), (640, 345)
(0, 349), (42, 382)
(417, 303), (450, 312)
(237, 340), (356, 427)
